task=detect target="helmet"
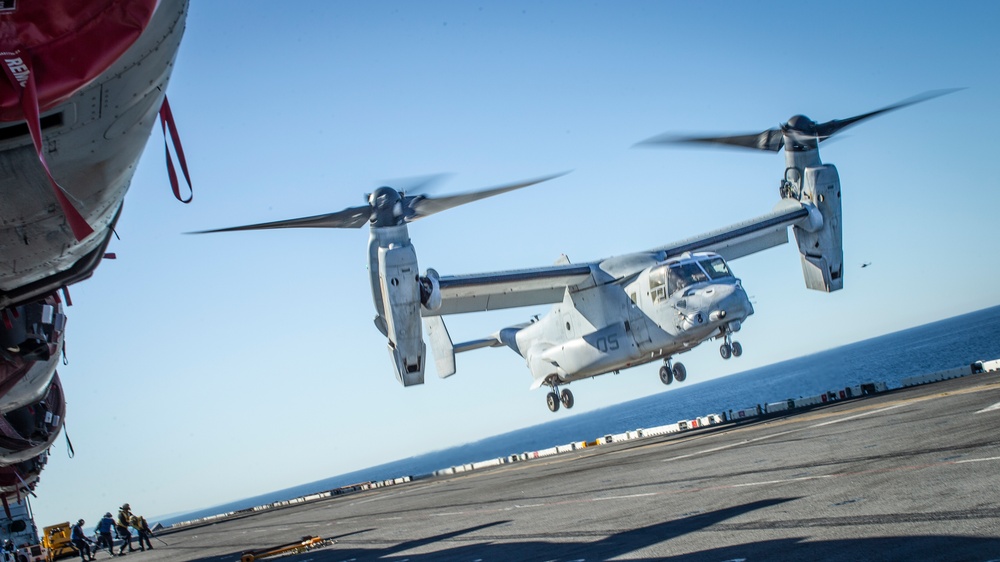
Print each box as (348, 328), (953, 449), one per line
(105, 512), (112, 517)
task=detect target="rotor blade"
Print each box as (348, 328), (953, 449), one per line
(189, 204), (372, 234)
(814, 88), (963, 140)
(406, 171), (569, 221)
(634, 129), (784, 152)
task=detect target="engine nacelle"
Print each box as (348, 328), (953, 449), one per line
(378, 243), (426, 386)
(793, 164), (843, 292)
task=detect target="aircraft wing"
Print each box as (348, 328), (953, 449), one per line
(426, 201), (811, 317)
(426, 263), (594, 316)
(649, 200), (811, 261)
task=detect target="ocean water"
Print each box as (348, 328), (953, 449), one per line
(159, 305), (1000, 527)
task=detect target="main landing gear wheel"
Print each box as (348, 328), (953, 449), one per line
(545, 378), (572, 412)
(673, 362), (687, 382)
(560, 388), (574, 409)
(660, 359), (686, 385)
(720, 343), (732, 359)
(731, 341), (743, 357)
(659, 365), (673, 385)
(546, 392), (560, 412)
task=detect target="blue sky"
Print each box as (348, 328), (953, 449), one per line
(29, 1), (1000, 526)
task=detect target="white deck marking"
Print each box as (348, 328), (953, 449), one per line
(593, 492), (657, 501)
(730, 475), (833, 488)
(954, 456), (1000, 464)
(810, 403), (905, 427)
(661, 429), (799, 462)
(976, 401), (1000, 414)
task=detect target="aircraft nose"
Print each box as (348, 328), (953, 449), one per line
(708, 282), (753, 321)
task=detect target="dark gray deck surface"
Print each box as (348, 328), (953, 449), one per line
(129, 371), (1000, 561)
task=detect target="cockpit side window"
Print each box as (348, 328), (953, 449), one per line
(649, 266), (667, 303)
(668, 262), (709, 295)
(699, 257), (733, 280)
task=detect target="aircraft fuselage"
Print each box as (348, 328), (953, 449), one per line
(511, 252), (752, 385)
(0, 0), (188, 308)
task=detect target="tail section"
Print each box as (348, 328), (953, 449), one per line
(424, 316), (513, 379)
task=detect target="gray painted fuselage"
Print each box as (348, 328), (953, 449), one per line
(509, 252), (752, 386)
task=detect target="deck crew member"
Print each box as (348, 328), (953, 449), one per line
(116, 504), (136, 554)
(70, 519), (96, 561)
(95, 513), (117, 557)
(130, 515), (153, 551)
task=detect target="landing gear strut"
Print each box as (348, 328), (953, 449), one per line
(544, 378), (574, 412)
(719, 329), (742, 360)
(659, 358), (686, 385)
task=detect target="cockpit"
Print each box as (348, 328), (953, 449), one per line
(649, 253), (734, 303)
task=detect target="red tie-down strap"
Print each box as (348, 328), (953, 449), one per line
(0, 51), (95, 241)
(159, 96), (193, 203)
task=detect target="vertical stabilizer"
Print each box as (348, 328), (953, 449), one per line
(424, 316), (456, 378)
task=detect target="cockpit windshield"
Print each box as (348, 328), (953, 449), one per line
(649, 255), (733, 302)
(668, 262), (708, 294)
(698, 256), (733, 280)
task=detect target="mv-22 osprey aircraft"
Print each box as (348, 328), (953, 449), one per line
(199, 91), (952, 412)
(0, 0), (190, 505)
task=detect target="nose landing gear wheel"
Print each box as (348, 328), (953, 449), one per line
(546, 392), (560, 412)
(731, 341), (742, 357)
(673, 362), (687, 382)
(560, 388), (574, 409)
(720, 343), (732, 359)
